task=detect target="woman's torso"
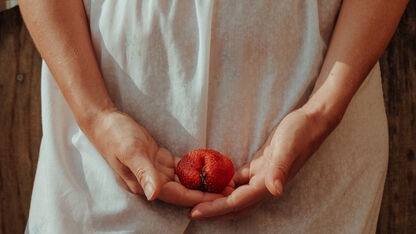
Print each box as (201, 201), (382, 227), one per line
(26, 1), (389, 233)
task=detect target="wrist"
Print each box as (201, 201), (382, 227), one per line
(76, 103), (118, 136)
(300, 98), (346, 133)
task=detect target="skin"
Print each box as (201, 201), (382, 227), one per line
(19, 0), (229, 207)
(190, 0), (409, 220)
(19, 0), (409, 220)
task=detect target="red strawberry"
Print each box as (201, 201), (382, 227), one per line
(176, 149), (235, 193)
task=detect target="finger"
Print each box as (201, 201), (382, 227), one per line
(190, 185), (260, 218)
(122, 175), (144, 195)
(122, 153), (161, 200)
(157, 181), (223, 207)
(265, 151), (294, 196)
(174, 174), (180, 183)
(222, 185), (235, 196)
(233, 163), (250, 185)
(228, 179), (235, 188)
(190, 183), (266, 218)
(109, 157), (144, 194)
(193, 201), (261, 221)
(174, 156), (182, 168)
(221, 202), (262, 221)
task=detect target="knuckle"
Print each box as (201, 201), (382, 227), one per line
(251, 181), (266, 192)
(134, 167), (147, 184)
(275, 164), (289, 181)
(119, 139), (156, 162)
(118, 141), (139, 161)
(118, 143), (152, 165)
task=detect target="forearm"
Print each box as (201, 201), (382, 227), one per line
(19, 0), (115, 132)
(302, 0), (408, 127)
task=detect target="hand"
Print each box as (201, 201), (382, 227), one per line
(85, 110), (223, 206)
(190, 108), (336, 219)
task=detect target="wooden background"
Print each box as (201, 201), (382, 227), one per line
(0, 3), (415, 234)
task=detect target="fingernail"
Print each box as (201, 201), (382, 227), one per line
(190, 209), (202, 218)
(274, 180), (283, 195)
(144, 183), (155, 200)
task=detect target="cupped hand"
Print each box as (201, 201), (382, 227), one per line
(85, 110), (224, 207)
(190, 108), (336, 219)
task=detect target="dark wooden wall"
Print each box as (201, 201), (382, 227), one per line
(377, 1), (416, 233)
(0, 7), (42, 234)
(0, 3), (415, 234)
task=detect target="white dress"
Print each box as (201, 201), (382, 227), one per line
(26, 1), (389, 233)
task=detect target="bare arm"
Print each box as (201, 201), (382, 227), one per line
(304, 0), (409, 127)
(19, 0), (114, 130)
(19, 0), (224, 205)
(190, 0), (409, 219)
(263, 0), (410, 195)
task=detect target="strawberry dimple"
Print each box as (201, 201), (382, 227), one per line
(176, 149), (235, 193)
(203, 153), (235, 193)
(176, 152), (204, 189)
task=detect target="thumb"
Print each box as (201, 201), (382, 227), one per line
(265, 151), (295, 196)
(126, 155), (161, 200)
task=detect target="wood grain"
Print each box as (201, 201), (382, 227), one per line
(0, 7), (42, 234)
(0, 4), (415, 234)
(377, 1), (416, 233)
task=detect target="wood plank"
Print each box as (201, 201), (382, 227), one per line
(377, 1), (416, 233)
(0, 7), (42, 234)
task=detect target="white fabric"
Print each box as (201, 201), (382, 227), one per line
(0, 0), (18, 12)
(26, 1), (388, 233)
